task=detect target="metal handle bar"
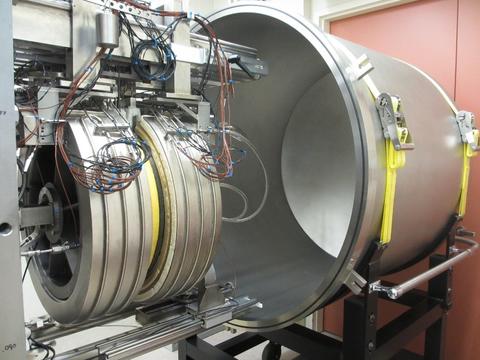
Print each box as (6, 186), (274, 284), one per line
(370, 236), (478, 299)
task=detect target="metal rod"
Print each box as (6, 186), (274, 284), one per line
(41, 297), (258, 359)
(21, 243), (80, 257)
(370, 237), (478, 299)
(53, 316), (203, 360)
(31, 309), (137, 342)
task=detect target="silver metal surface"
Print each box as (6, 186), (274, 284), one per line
(96, 11), (120, 49)
(0, 2), (26, 359)
(173, 20), (193, 95)
(49, 296), (256, 360)
(376, 93), (415, 150)
(343, 270), (367, 295)
(24, 107), (221, 325)
(205, 3), (464, 331)
(14, 0), (71, 11)
(13, 0), (266, 84)
(19, 205), (53, 228)
(370, 237), (478, 299)
(6, 1), (472, 351)
(135, 115), (221, 303)
(26, 114), (153, 324)
(456, 111), (479, 151)
(13, 0), (71, 48)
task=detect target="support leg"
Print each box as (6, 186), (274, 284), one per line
(0, 2), (27, 359)
(424, 254), (451, 360)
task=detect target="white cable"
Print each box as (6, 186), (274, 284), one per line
(223, 130), (269, 223)
(220, 183), (249, 222)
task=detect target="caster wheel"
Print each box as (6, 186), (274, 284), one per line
(262, 341), (282, 360)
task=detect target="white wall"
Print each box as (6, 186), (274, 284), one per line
(150, 0), (401, 27)
(152, 0), (309, 16)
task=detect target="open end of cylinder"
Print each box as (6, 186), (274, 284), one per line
(207, 9), (361, 330)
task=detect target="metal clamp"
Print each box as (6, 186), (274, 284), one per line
(343, 269), (367, 295)
(349, 54), (374, 80)
(369, 234), (478, 299)
(376, 93), (415, 151)
(456, 111), (479, 152)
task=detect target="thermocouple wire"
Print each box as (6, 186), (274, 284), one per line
(222, 130), (269, 223)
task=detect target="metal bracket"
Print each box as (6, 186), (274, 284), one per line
(19, 205), (54, 228)
(177, 101), (211, 131)
(196, 266), (229, 313)
(369, 280), (398, 298)
(189, 296), (259, 330)
(343, 270), (367, 295)
(93, 123), (130, 136)
(376, 92), (415, 151)
(456, 111), (479, 152)
(349, 54), (374, 80)
(184, 266), (252, 329)
(83, 0), (157, 21)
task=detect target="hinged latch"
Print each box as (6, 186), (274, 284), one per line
(456, 111), (479, 152)
(376, 93), (415, 151)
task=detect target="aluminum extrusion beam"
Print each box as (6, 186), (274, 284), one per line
(0, 2), (27, 359)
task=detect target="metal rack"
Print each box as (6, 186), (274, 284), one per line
(0, 1), (27, 359)
(178, 218), (476, 360)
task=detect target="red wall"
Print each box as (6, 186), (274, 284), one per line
(326, 0), (480, 358)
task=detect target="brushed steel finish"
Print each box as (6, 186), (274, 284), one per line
(27, 114), (153, 324)
(96, 12), (119, 49)
(204, 3), (463, 331)
(135, 115), (221, 304)
(19, 1), (464, 337)
(0, 1), (27, 358)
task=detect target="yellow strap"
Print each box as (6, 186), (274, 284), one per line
(363, 71), (406, 245)
(380, 128), (407, 245)
(458, 129), (479, 217)
(398, 59), (478, 217)
(144, 161), (161, 266)
(337, 38), (475, 236)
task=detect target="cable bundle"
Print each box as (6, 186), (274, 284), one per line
(54, 48), (151, 194)
(54, 4), (237, 192)
(121, 13), (181, 82)
(121, 7), (236, 180)
(56, 120), (151, 193)
(14, 60), (54, 147)
(29, 336), (56, 360)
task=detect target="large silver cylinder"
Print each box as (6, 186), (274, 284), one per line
(206, 3), (464, 331)
(26, 113), (221, 324)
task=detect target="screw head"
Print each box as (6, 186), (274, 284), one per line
(368, 341), (375, 352)
(369, 313), (376, 324)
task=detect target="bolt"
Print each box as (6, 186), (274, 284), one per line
(368, 341), (375, 352)
(369, 313), (376, 324)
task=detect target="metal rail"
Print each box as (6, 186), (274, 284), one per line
(38, 296), (258, 360)
(370, 236), (478, 299)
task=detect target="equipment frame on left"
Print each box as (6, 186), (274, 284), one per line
(3, 1), (268, 359)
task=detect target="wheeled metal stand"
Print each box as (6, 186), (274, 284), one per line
(178, 218), (475, 360)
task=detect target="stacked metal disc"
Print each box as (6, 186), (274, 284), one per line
(26, 113), (221, 324)
(135, 115), (222, 304)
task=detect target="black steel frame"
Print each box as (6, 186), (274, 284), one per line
(179, 222), (458, 360)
